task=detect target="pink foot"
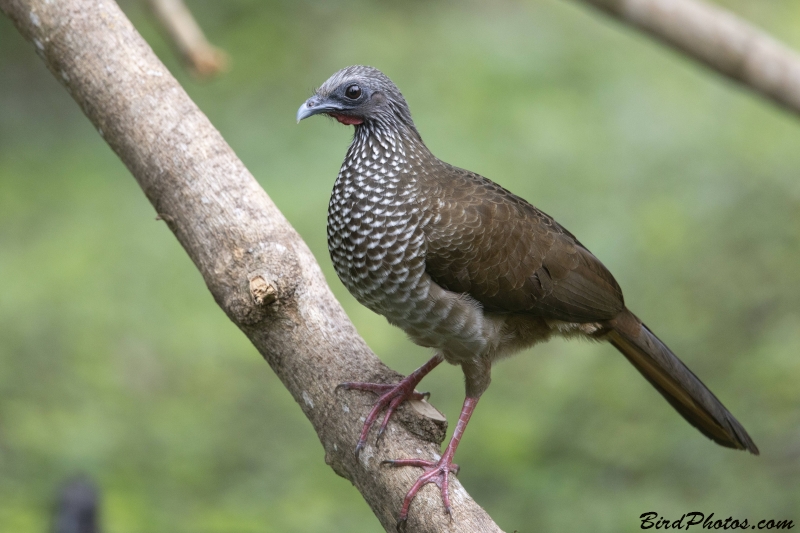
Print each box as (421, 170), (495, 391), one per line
(383, 456), (460, 530)
(337, 380), (429, 455)
(381, 396), (479, 530)
(336, 353), (444, 456)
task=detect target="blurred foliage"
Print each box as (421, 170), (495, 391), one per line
(1, 0), (799, 531)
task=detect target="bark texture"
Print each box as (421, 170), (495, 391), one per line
(577, 0), (800, 116)
(0, 1), (502, 531)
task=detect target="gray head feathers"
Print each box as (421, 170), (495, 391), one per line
(298, 65), (416, 132)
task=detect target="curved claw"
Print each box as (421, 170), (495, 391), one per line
(338, 354), (445, 455)
(386, 396), (479, 524)
(338, 381), (433, 456)
(352, 389), (408, 456)
(396, 517), (408, 533)
(376, 394), (408, 445)
(382, 455), (462, 525)
(375, 415), (391, 444)
(338, 381), (418, 457)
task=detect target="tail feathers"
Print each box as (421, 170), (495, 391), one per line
(606, 309), (759, 455)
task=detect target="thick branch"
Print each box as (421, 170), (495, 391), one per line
(0, 1), (502, 531)
(576, 0), (800, 116)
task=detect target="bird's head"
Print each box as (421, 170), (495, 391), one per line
(297, 65), (414, 130)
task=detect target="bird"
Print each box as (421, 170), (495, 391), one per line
(297, 65), (758, 527)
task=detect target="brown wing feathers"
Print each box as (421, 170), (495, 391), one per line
(423, 165), (757, 453)
(424, 166), (624, 321)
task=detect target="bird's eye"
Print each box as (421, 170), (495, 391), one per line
(344, 84), (362, 99)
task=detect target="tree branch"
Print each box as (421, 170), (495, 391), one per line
(0, 1), (503, 531)
(145, 0), (228, 79)
(575, 0), (800, 117)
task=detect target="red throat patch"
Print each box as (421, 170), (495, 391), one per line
(330, 113), (363, 126)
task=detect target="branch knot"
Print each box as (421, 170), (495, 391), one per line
(250, 275), (277, 306)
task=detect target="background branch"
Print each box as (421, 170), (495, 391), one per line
(575, 0), (800, 117)
(145, 0), (228, 79)
(0, 0), (502, 531)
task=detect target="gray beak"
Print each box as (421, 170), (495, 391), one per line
(297, 96), (338, 123)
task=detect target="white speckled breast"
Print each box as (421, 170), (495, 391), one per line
(328, 122), (424, 315)
(327, 121), (498, 360)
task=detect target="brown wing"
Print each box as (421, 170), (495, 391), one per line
(421, 164), (624, 322)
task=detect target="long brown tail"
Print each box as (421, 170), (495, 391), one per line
(604, 309), (758, 454)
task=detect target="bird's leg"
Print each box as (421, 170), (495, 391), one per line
(337, 353), (444, 456)
(383, 395), (479, 528)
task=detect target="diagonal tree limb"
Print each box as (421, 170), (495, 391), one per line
(574, 0), (800, 117)
(0, 1), (503, 532)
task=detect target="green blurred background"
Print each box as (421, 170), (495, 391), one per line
(1, 0), (799, 531)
